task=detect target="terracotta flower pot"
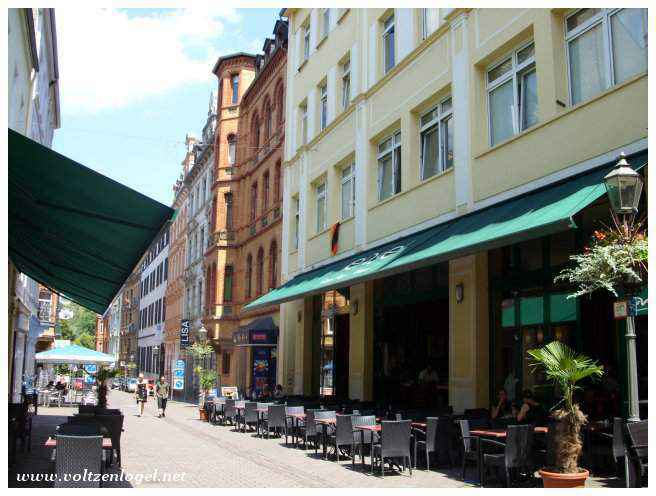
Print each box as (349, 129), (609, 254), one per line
(539, 469), (589, 488)
(199, 408), (208, 422)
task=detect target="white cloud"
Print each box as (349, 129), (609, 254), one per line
(56, 8), (243, 114)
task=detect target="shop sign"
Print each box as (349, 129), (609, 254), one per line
(613, 300), (628, 319)
(180, 320), (190, 349)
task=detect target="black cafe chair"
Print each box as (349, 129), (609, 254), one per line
(413, 417), (438, 470)
(371, 420), (413, 478)
(458, 419), (480, 481)
(624, 420), (648, 488)
(481, 424), (534, 487)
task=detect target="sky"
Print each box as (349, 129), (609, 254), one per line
(52, 7), (280, 205)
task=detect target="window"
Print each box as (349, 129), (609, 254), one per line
(341, 59), (351, 111)
(197, 281), (203, 315)
(340, 163), (355, 219)
(293, 197), (300, 250)
(566, 8), (647, 105)
(377, 132), (402, 201)
(269, 241), (277, 289)
(256, 248), (264, 295)
(164, 257), (168, 280)
(487, 42), (537, 146)
(252, 115), (260, 150)
(224, 193), (233, 230)
(162, 297), (166, 322)
(300, 103), (308, 144)
(420, 97), (454, 180)
(227, 135), (236, 165)
(383, 15), (395, 74)
(199, 227), (205, 255)
(222, 352), (231, 374)
(231, 74), (239, 104)
(274, 162), (281, 201)
(319, 83), (328, 131)
(322, 9), (331, 40)
(303, 23), (311, 62)
(264, 101), (272, 139)
(421, 8), (440, 39)
(250, 183), (258, 222)
(224, 266), (233, 302)
(263, 172), (270, 210)
(316, 182), (327, 232)
(276, 85), (284, 124)
(245, 255), (253, 299)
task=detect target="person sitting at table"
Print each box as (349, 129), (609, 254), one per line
(273, 384), (284, 400)
(515, 389), (544, 424)
(491, 388), (512, 420)
(418, 364), (439, 384)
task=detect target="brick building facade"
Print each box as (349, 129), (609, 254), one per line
(205, 20), (287, 393)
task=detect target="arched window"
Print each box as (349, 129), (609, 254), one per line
(245, 254), (253, 299)
(227, 134), (236, 165)
(269, 240), (278, 289)
(264, 100), (272, 139)
(252, 113), (260, 152)
(276, 82), (285, 125)
(256, 247), (264, 295)
(263, 171), (270, 210)
(274, 162), (281, 202)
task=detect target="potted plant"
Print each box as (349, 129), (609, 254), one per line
(196, 368), (218, 422)
(527, 341), (604, 487)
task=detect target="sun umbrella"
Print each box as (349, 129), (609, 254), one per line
(35, 344), (116, 365)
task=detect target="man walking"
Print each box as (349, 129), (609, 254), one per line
(155, 375), (170, 418)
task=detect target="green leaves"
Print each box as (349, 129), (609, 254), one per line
(528, 341), (604, 412)
(187, 342), (213, 360)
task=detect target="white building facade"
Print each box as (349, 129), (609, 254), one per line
(8, 8), (60, 401)
(138, 228), (170, 381)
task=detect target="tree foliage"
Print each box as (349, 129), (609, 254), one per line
(59, 302), (97, 349)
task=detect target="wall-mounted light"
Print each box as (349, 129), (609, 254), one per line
(456, 283), (464, 303)
(351, 299), (359, 316)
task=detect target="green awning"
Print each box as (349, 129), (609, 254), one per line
(9, 129), (174, 314)
(245, 151), (647, 311)
(636, 286), (648, 316)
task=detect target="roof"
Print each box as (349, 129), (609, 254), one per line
(212, 52), (257, 76)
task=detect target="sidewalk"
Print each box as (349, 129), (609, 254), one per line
(9, 390), (621, 488)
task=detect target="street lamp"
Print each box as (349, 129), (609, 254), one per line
(198, 325), (208, 343)
(153, 345), (160, 377)
(604, 153), (644, 424)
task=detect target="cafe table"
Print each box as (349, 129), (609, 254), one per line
(315, 417), (337, 459)
(286, 412), (306, 446)
(44, 436), (112, 449)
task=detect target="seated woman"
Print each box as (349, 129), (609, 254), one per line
(515, 389), (544, 425)
(491, 388), (513, 421)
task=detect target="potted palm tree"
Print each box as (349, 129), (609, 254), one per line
(527, 341), (604, 488)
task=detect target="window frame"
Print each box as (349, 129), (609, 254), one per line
(341, 58), (351, 111)
(340, 163), (355, 220)
(485, 40), (537, 147)
(315, 181), (327, 233)
(223, 265), (233, 302)
(377, 131), (402, 202)
(564, 8), (647, 106)
(383, 14), (396, 74)
(230, 74), (239, 105)
(319, 83), (328, 131)
(303, 22), (311, 62)
(419, 96), (454, 180)
(322, 8), (331, 40)
(300, 103), (308, 145)
(293, 197), (300, 250)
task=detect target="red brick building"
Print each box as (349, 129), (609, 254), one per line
(205, 19), (287, 394)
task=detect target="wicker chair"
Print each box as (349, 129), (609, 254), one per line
(350, 414), (378, 468)
(54, 433), (104, 487)
(313, 410), (337, 455)
(457, 419), (480, 481)
(242, 402), (259, 433)
(624, 420), (648, 488)
(285, 406), (305, 445)
(96, 414), (124, 467)
(414, 417), (439, 470)
(223, 399), (237, 427)
(371, 420), (413, 477)
(480, 424), (534, 487)
(298, 409), (324, 450)
(262, 404), (287, 440)
(328, 414), (356, 462)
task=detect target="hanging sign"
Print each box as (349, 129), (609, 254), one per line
(180, 320), (190, 349)
(613, 300), (628, 319)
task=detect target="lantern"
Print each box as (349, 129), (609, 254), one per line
(604, 153), (643, 216)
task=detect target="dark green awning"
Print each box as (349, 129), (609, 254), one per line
(245, 151), (647, 311)
(9, 129), (174, 314)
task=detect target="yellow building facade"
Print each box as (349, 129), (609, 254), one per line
(268, 8), (647, 412)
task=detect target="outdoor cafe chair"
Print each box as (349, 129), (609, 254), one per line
(312, 410), (336, 455)
(262, 404), (287, 440)
(328, 414), (356, 462)
(298, 409), (324, 450)
(242, 402), (259, 433)
(480, 424), (534, 488)
(414, 417), (439, 471)
(9, 402), (32, 452)
(351, 414), (378, 467)
(457, 419), (480, 481)
(96, 414), (124, 467)
(285, 405), (305, 445)
(223, 399), (237, 427)
(624, 419), (648, 488)
(48, 390), (64, 407)
(53, 433), (104, 488)
(371, 420), (413, 478)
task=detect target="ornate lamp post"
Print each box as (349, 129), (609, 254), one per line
(197, 325), (208, 370)
(603, 153), (644, 424)
(153, 345), (160, 378)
